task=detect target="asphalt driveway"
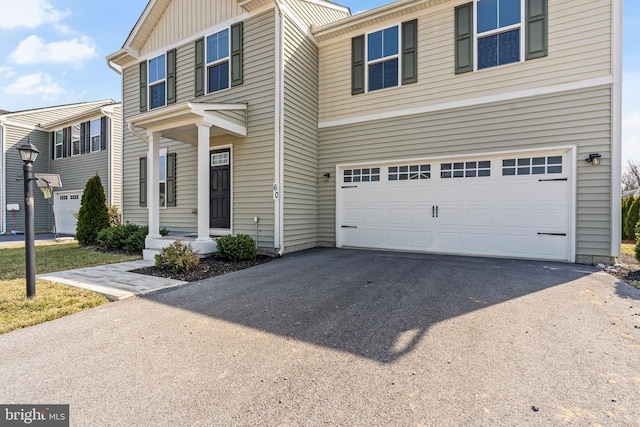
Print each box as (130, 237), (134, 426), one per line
(1, 248), (639, 426)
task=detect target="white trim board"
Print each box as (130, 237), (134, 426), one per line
(318, 76), (614, 129)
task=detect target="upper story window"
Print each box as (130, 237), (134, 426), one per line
(207, 29), (230, 93)
(90, 119), (101, 152)
(51, 117), (108, 160)
(148, 54), (166, 109)
(367, 26), (399, 91)
(454, 0), (547, 74)
(351, 20), (417, 95)
(476, 0), (521, 69)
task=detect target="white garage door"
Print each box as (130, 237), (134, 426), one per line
(337, 150), (573, 261)
(54, 191), (82, 235)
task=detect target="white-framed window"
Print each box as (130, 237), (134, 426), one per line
(54, 130), (63, 159)
(211, 151), (230, 166)
(148, 54), (166, 109)
(90, 119), (101, 152)
(367, 26), (399, 92)
(502, 156), (562, 176)
(475, 0), (523, 70)
(343, 168), (381, 183)
(72, 124), (81, 156)
(389, 164), (431, 181)
(159, 148), (167, 209)
(207, 29), (230, 93)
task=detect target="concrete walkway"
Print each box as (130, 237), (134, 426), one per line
(36, 260), (187, 300)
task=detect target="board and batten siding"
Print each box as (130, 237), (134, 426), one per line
(140, 0), (244, 56)
(4, 127), (52, 232)
(282, 15), (320, 251)
(317, 0), (612, 124)
(285, 0), (350, 27)
(122, 10), (277, 247)
(318, 86), (613, 262)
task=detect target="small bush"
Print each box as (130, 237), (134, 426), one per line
(625, 197), (640, 241)
(107, 205), (122, 227)
(635, 222), (640, 261)
(155, 240), (200, 274)
(216, 234), (257, 262)
(160, 227), (170, 236)
(96, 223), (148, 254)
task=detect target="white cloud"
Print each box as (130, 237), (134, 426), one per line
(0, 66), (15, 77)
(9, 35), (96, 66)
(5, 72), (65, 101)
(0, 0), (69, 30)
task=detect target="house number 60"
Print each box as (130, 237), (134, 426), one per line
(273, 182), (280, 200)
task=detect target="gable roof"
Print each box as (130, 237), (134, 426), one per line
(107, 0), (351, 67)
(0, 100), (116, 130)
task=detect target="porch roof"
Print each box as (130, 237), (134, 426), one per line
(127, 102), (248, 144)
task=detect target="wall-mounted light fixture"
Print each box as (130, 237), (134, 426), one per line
(586, 153), (602, 166)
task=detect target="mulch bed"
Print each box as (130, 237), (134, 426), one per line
(131, 255), (273, 282)
(604, 253), (640, 286)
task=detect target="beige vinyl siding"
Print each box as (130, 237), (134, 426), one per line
(140, 0), (244, 56)
(4, 127), (52, 232)
(110, 106), (123, 208)
(318, 86), (613, 260)
(317, 0), (612, 123)
(122, 10), (277, 247)
(285, 0), (350, 27)
(282, 15), (319, 251)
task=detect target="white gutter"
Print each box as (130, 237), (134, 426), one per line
(128, 121), (149, 143)
(101, 106), (117, 206)
(611, 0), (623, 260)
(274, 0), (285, 256)
(106, 59), (122, 76)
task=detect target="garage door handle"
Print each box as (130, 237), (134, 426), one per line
(432, 206), (439, 218)
(537, 232), (567, 236)
(341, 225), (357, 229)
(538, 178), (568, 182)
(341, 185), (358, 189)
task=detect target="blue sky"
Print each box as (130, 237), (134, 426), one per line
(0, 0), (637, 163)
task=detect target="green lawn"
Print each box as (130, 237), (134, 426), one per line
(0, 242), (140, 334)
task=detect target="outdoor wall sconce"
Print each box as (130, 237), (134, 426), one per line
(586, 153), (602, 166)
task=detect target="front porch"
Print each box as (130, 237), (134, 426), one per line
(128, 101), (247, 260)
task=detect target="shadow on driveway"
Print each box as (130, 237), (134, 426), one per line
(145, 248), (597, 364)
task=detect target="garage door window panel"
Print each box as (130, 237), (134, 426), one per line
(441, 161), (490, 178)
(502, 156), (563, 176)
(344, 168), (380, 183)
(389, 164), (431, 181)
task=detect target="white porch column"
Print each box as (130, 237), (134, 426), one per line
(196, 121), (213, 242)
(147, 131), (161, 238)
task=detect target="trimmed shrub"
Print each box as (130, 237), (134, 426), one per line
(215, 234), (257, 261)
(76, 175), (110, 245)
(155, 240), (200, 274)
(96, 223), (149, 254)
(622, 197), (634, 239)
(625, 197), (640, 241)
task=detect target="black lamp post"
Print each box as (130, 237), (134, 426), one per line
(17, 139), (39, 298)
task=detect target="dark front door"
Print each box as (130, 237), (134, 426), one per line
(210, 148), (231, 229)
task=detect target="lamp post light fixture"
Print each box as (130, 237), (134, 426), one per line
(16, 138), (39, 298)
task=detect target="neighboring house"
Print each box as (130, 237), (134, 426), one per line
(0, 101), (122, 235)
(107, 0), (622, 265)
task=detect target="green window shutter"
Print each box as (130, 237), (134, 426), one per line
(166, 48), (177, 104)
(139, 61), (147, 111)
(526, 0), (548, 60)
(139, 156), (147, 207)
(230, 21), (244, 87)
(100, 117), (108, 151)
(352, 35), (365, 95)
(194, 38), (205, 97)
(83, 121), (91, 153)
(166, 153), (176, 207)
(401, 19), (418, 85)
(454, 3), (473, 74)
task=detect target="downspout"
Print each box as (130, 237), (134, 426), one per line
(274, 0), (285, 256)
(611, 0), (623, 261)
(0, 122), (4, 234)
(101, 106), (116, 207)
